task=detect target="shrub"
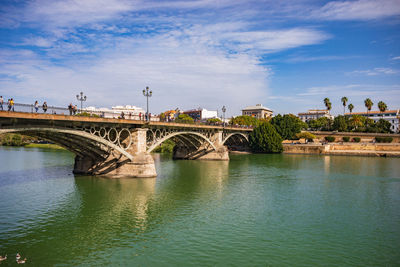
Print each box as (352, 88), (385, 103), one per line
(153, 139), (175, 153)
(249, 121), (283, 153)
(353, 137), (361, 142)
(342, 136), (350, 142)
(325, 136), (335, 142)
(175, 114), (194, 124)
(295, 132), (316, 141)
(76, 112), (100, 118)
(375, 137), (393, 143)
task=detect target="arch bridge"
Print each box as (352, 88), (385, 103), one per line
(0, 112), (251, 177)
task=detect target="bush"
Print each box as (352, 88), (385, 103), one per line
(175, 114), (194, 124)
(249, 122), (283, 153)
(375, 137), (393, 143)
(353, 137), (361, 142)
(0, 133), (28, 146)
(342, 137), (350, 142)
(325, 136), (335, 142)
(295, 132), (316, 141)
(76, 112), (100, 118)
(153, 139), (175, 153)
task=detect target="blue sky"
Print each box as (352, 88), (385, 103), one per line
(0, 0), (399, 117)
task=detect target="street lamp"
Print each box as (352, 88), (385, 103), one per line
(76, 91), (87, 113)
(222, 105), (226, 128)
(142, 86), (152, 121)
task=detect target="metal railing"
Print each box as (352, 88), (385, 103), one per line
(1, 102), (254, 129)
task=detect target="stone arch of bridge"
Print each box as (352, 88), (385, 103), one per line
(0, 127), (134, 161)
(147, 131), (217, 153)
(222, 132), (249, 145)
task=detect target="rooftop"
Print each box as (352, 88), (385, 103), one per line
(344, 109), (399, 115)
(242, 104), (272, 111)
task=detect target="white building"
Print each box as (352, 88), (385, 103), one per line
(84, 105), (157, 120)
(298, 109), (334, 122)
(183, 108), (218, 121)
(242, 104), (273, 119)
(344, 110), (400, 133)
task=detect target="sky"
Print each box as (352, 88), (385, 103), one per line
(0, 0), (399, 117)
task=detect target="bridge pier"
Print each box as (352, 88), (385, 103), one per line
(73, 128), (157, 178)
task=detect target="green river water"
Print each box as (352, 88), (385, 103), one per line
(0, 146), (399, 266)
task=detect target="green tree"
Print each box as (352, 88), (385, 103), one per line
(307, 117), (333, 131)
(153, 139), (175, 153)
(249, 121), (283, 153)
(332, 115), (348, 132)
(377, 101), (387, 117)
(270, 114), (307, 140)
(348, 103), (354, 114)
(207, 118), (222, 124)
(230, 115), (259, 126)
(341, 96), (348, 115)
(348, 115), (365, 130)
(159, 113), (166, 121)
(175, 114), (194, 124)
(364, 98), (373, 114)
(376, 119), (392, 133)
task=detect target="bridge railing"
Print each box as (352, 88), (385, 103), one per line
(2, 102), (254, 129)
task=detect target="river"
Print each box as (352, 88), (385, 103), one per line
(0, 147), (399, 266)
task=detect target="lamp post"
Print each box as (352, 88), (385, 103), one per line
(76, 91), (87, 113)
(222, 105), (226, 128)
(142, 86), (152, 121)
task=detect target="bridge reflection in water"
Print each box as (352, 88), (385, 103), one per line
(0, 111), (250, 177)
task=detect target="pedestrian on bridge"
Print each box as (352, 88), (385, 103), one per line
(42, 102), (48, 113)
(10, 98), (14, 111)
(73, 105), (77, 115)
(68, 103), (73, 115)
(34, 101), (39, 112)
(0, 96), (3, 111)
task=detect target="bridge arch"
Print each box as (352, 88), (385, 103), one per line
(147, 131), (217, 153)
(0, 127), (134, 161)
(222, 132), (249, 145)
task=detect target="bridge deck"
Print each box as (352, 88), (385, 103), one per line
(0, 111), (252, 132)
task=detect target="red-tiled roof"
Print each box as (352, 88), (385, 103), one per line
(344, 110), (399, 115)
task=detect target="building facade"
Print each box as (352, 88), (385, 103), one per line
(298, 109), (334, 122)
(183, 108), (218, 121)
(344, 110), (400, 133)
(85, 105), (158, 121)
(242, 104), (273, 119)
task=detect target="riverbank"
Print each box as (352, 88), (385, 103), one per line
(283, 143), (400, 157)
(24, 143), (65, 149)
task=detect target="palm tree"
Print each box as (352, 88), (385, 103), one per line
(323, 98), (331, 112)
(364, 98), (373, 115)
(378, 101), (387, 118)
(348, 103), (354, 114)
(341, 97), (348, 114)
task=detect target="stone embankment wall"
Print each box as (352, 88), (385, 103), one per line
(309, 131), (400, 143)
(283, 143), (400, 157)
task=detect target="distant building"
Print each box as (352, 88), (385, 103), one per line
(344, 109), (400, 133)
(183, 108), (218, 121)
(242, 104), (273, 119)
(84, 105), (157, 120)
(298, 109), (334, 122)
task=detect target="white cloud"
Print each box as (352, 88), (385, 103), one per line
(392, 56), (400, 60)
(347, 67), (399, 76)
(0, 32), (270, 116)
(311, 0), (400, 20)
